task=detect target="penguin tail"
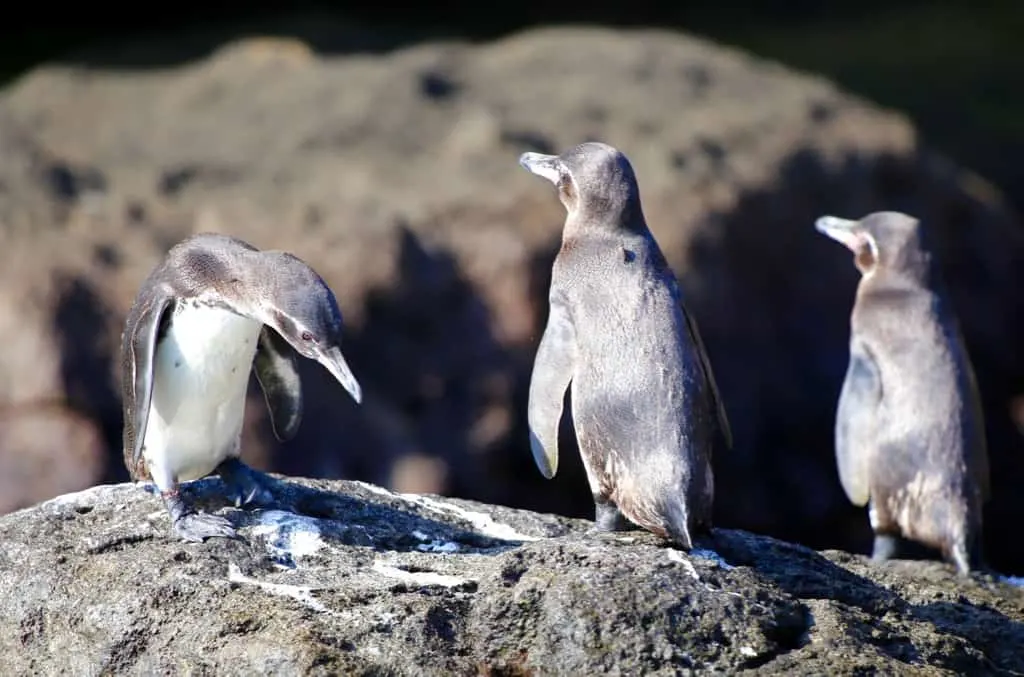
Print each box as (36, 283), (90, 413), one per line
(664, 499), (695, 551)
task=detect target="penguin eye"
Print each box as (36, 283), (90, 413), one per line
(558, 173), (577, 203)
(301, 331), (317, 343)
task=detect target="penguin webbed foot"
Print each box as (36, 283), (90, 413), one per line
(871, 533), (901, 563)
(593, 496), (632, 532)
(163, 490), (238, 542)
(173, 511), (239, 542)
(216, 458), (277, 509)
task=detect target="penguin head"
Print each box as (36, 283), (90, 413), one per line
(519, 142), (643, 227)
(259, 253), (363, 404)
(815, 211), (926, 278)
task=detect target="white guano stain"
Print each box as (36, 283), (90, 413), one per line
(251, 510), (325, 560)
(353, 481), (538, 542)
(227, 563), (329, 613)
(371, 560), (470, 588)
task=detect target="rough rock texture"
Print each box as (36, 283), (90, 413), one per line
(0, 18), (1023, 571)
(1, 478), (1023, 675)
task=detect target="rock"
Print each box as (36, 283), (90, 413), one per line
(1, 478), (1022, 674)
(0, 18), (1022, 573)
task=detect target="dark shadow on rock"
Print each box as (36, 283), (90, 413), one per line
(50, 273), (127, 483)
(164, 476), (530, 556)
(908, 598), (1024, 672)
(262, 225), (518, 507)
(712, 529), (904, 613)
(710, 528), (1024, 673)
(683, 146), (1024, 575)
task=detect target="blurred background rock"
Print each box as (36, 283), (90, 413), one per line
(0, 1), (1021, 573)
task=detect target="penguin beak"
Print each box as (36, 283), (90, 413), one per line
(815, 215), (865, 252)
(316, 346), (363, 404)
(519, 152), (563, 185)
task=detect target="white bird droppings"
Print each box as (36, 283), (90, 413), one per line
(227, 563), (329, 613)
(251, 510), (325, 562)
(371, 560), (471, 588)
(667, 549), (701, 580)
(401, 494), (539, 542)
(412, 530), (461, 553)
(355, 482), (538, 542)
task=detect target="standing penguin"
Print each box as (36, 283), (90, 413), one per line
(121, 233), (363, 542)
(520, 141), (732, 549)
(816, 211), (990, 574)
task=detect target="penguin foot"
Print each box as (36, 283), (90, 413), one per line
(172, 511), (238, 543)
(216, 458), (276, 508)
(162, 487), (238, 542)
(593, 497), (632, 532)
(871, 533), (900, 563)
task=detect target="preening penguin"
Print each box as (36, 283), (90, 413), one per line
(520, 141), (732, 549)
(121, 233), (363, 542)
(816, 211), (989, 575)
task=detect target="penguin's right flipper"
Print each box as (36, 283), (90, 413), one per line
(253, 326), (303, 441)
(679, 303), (733, 450)
(527, 297), (577, 479)
(835, 341), (882, 507)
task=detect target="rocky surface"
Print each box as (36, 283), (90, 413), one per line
(1, 478), (1023, 675)
(0, 17), (1022, 572)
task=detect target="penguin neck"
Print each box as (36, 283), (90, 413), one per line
(564, 199), (647, 239)
(872, 247), (937, 292)
(191, 277), (268, 326)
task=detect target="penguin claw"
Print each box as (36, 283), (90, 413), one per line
(216, 458), (276, 509)
(236, 483), (274, 508)
(230, 485), (268, 508)
(173, 512), (238, 542)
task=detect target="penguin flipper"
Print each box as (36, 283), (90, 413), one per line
(253, 326), (304, 441)
(836, 342), (882, 507)
(680, 303), (733, 450)
(957, 325), (991, 501)
(125, 291), (175, 468)
(528, 298), (577, 479)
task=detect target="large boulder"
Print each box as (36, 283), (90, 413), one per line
(0, 17), (1022, 571)
(1, 478), (1022, 674)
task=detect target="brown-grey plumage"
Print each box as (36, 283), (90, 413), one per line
(520, 141), (732, 549)
(121, 232), (362, 542)
(816, 211), (990, 575)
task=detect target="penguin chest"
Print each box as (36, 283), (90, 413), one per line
(143, 303), (263, 481)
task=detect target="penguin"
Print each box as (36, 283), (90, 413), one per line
(519, 141), (732, 549)
(120, 233), (363, 542)
(816, 210), (990, 575)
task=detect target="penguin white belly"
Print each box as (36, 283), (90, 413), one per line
(142, 303), (262, 484)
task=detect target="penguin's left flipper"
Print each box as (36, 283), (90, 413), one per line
(253, 326), (304, 442)
(679, 302), (733, 450)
